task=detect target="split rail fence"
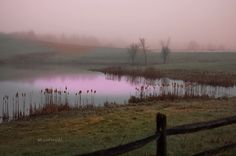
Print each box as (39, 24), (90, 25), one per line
(77, 113), (236, 156)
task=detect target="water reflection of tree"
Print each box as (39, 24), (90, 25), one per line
(126, 76), (143, 85)
(160, 78), (170, 86)
(105, 73), (158, 86)
(105, 74), (122, 81)
(125, 76), (157, 86)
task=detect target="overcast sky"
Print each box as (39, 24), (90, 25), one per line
(0, 0), (235, 49)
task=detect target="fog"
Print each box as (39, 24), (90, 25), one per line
(0, 0), (236, 49)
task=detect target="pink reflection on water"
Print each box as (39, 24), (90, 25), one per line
(33, 74), (135, 95)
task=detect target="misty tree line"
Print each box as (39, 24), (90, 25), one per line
(127, 38), (171, 65)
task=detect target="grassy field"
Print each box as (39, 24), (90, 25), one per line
(0, 98), (236, 156)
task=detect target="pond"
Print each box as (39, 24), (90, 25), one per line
(0, 66), (236, 122)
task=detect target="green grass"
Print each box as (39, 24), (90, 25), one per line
(0, 98), (236, 156)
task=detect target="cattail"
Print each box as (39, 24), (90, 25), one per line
(7, 95), (9, 120)
(40, 90), (43, 107)
(64, 90), (68, 105)
(79, 90), (82, 106)
(12, 97), (15, 119)
(90, 89), (93, 105)
(22, 93), (26, 117)
(58, 91), (62, 105)
(15, 92), (20, 118)
(75, 93), (78, 108)
(86, 90), (89, 105)
(2, 97), (5, 121)
(93, 90), (97, 105)
(54, 89), (58, 105)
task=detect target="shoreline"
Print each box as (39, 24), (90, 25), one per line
(94, 66), (236, 87)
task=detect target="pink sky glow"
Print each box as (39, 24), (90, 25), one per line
(0, 0), (236, 49)
(33, 74), (135, 95)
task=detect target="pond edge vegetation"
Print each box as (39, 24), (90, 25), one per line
(93, 66), (236, 87)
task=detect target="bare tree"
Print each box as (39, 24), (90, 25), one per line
(127, 43), (139, 65)
(160, 39), (171, 64)
(139, 38), (148, 66)
(188, 40), (199, 52)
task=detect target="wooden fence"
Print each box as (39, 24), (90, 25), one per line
(76, 113), (236, 156)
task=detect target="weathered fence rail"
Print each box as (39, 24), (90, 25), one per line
(193, 142), (236, 156)
(166, 115), (236, 135)
(77, 114), (236, 156)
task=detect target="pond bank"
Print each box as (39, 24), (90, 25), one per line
(95, 66), (236, 87)
(0, 98), (236, 155)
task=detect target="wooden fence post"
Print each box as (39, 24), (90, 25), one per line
(156, 113), (167, 156)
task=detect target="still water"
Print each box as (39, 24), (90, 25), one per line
(0, 67), (236, 121)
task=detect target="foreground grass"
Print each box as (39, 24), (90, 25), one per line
(0, 98), (236, 156)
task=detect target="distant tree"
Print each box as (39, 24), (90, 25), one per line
(217, 44), (226, 51)
(27, 30), (36, 39)
(127, 43), (139, 65)
(188, 41), (199, 52)
(206, 43), (217, 51)
(139, 38), (148, 66)
(160, 39), (171, 64)
(60, 33), (67, 43)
